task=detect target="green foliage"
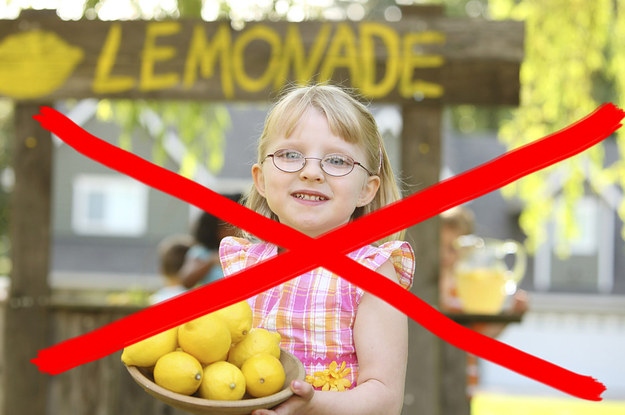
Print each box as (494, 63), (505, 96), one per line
(610, 1), (625, 241)
(95, 99), (231, 179)
(449, 105), (510, 133)
(177, 0), (202, 19)
(488, 0), (625, 253)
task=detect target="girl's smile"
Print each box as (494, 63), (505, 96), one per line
(252, 107), (380, 238)
(291, 190), (330, 203)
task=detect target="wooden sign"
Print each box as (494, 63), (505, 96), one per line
(0, 11), (523, 104)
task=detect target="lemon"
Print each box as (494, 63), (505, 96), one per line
(213, 301), (253, 344)
(228, 328), (281, 368)
(121, 327), (178, 367)
(241, 353), (285, 398)
(153, 351), (203, 395)
(198, 361), (246, 401)
(178, 313), (231, 365)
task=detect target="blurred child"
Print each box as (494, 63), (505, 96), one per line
(439, 205), (529, 398)
(220, 84), (414, 415)
(179, 194), (241, 289)
(150, 234), (193, 304)
(439, 206), (476, 313)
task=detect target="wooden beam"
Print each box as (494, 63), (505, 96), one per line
(400, 5), (446, 17)
(0, 12), (523, 104)
(4, 103), (53, 415)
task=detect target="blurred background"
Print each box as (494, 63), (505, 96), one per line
(0, 0), (624, 414)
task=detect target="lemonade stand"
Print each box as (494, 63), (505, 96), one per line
(2, 6), (523, 415)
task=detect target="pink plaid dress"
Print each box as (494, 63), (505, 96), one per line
(219, 236), (414, 391)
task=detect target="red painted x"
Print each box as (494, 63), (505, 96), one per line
(31, 104), (623, 401)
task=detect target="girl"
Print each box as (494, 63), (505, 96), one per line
(179, 194), (241, 289)
(219, 84), (415, 415)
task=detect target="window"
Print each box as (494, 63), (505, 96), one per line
(534, 195), (615, 294)
(72, 174), (148, 236)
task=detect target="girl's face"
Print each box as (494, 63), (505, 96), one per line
(252, 107), (380, 238)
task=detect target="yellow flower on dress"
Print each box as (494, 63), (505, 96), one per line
(305, 361), (352, 391)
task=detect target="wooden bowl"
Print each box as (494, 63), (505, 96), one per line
(125, 349), (306, 415)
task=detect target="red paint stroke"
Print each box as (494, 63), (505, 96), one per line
(31, 104), (624, 401)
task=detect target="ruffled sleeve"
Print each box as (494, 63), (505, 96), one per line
(219, 236), (254, 277)
(348, 240), (415, 305)
(376, 241), (415, 290)
(356, 240), (415, 288)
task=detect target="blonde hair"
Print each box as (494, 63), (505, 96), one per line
(244, 84), (404, 244)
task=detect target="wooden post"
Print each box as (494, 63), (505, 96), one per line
(400, 104), (443, 415)
(399, 103), (472, 415)
(397, 8), (470, 414)
(440, 339), (471, 414)
(4, 103), (53, 415)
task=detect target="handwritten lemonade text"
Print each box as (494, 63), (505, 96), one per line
(93, 21), (445, 99)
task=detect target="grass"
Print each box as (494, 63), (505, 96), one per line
(472, 392), (625, 415)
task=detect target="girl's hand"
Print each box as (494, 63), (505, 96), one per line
(251, 380), (314, 415)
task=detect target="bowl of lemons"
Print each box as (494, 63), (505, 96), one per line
(122, 302), (306, 415)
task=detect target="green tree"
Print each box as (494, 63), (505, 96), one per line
(487, 0), (625, 253)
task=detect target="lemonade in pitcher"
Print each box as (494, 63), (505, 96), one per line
(455, 268), (509, 314)
(454, 236), (526, 314)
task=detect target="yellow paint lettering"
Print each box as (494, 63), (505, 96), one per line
(359, 22), (400, 99)
(93, 23), (135, 94)
(183, 23), (234, 98)
(319, 24), (360, 86)
(400, 31), (445, 99)
(408, 31), (446, 44)
(232, 25), (282, 92)
(140, 22), (181, 91)
(273, 23), (331, 89)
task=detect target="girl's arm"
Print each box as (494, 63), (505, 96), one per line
(253, 260), (409, 415)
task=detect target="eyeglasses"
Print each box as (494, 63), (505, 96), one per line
(264, 149), (376, 177)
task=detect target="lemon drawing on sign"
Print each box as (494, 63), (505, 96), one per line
(0, 30), (83, 99)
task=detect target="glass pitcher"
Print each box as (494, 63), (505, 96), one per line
(453, 235), (526, 314)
